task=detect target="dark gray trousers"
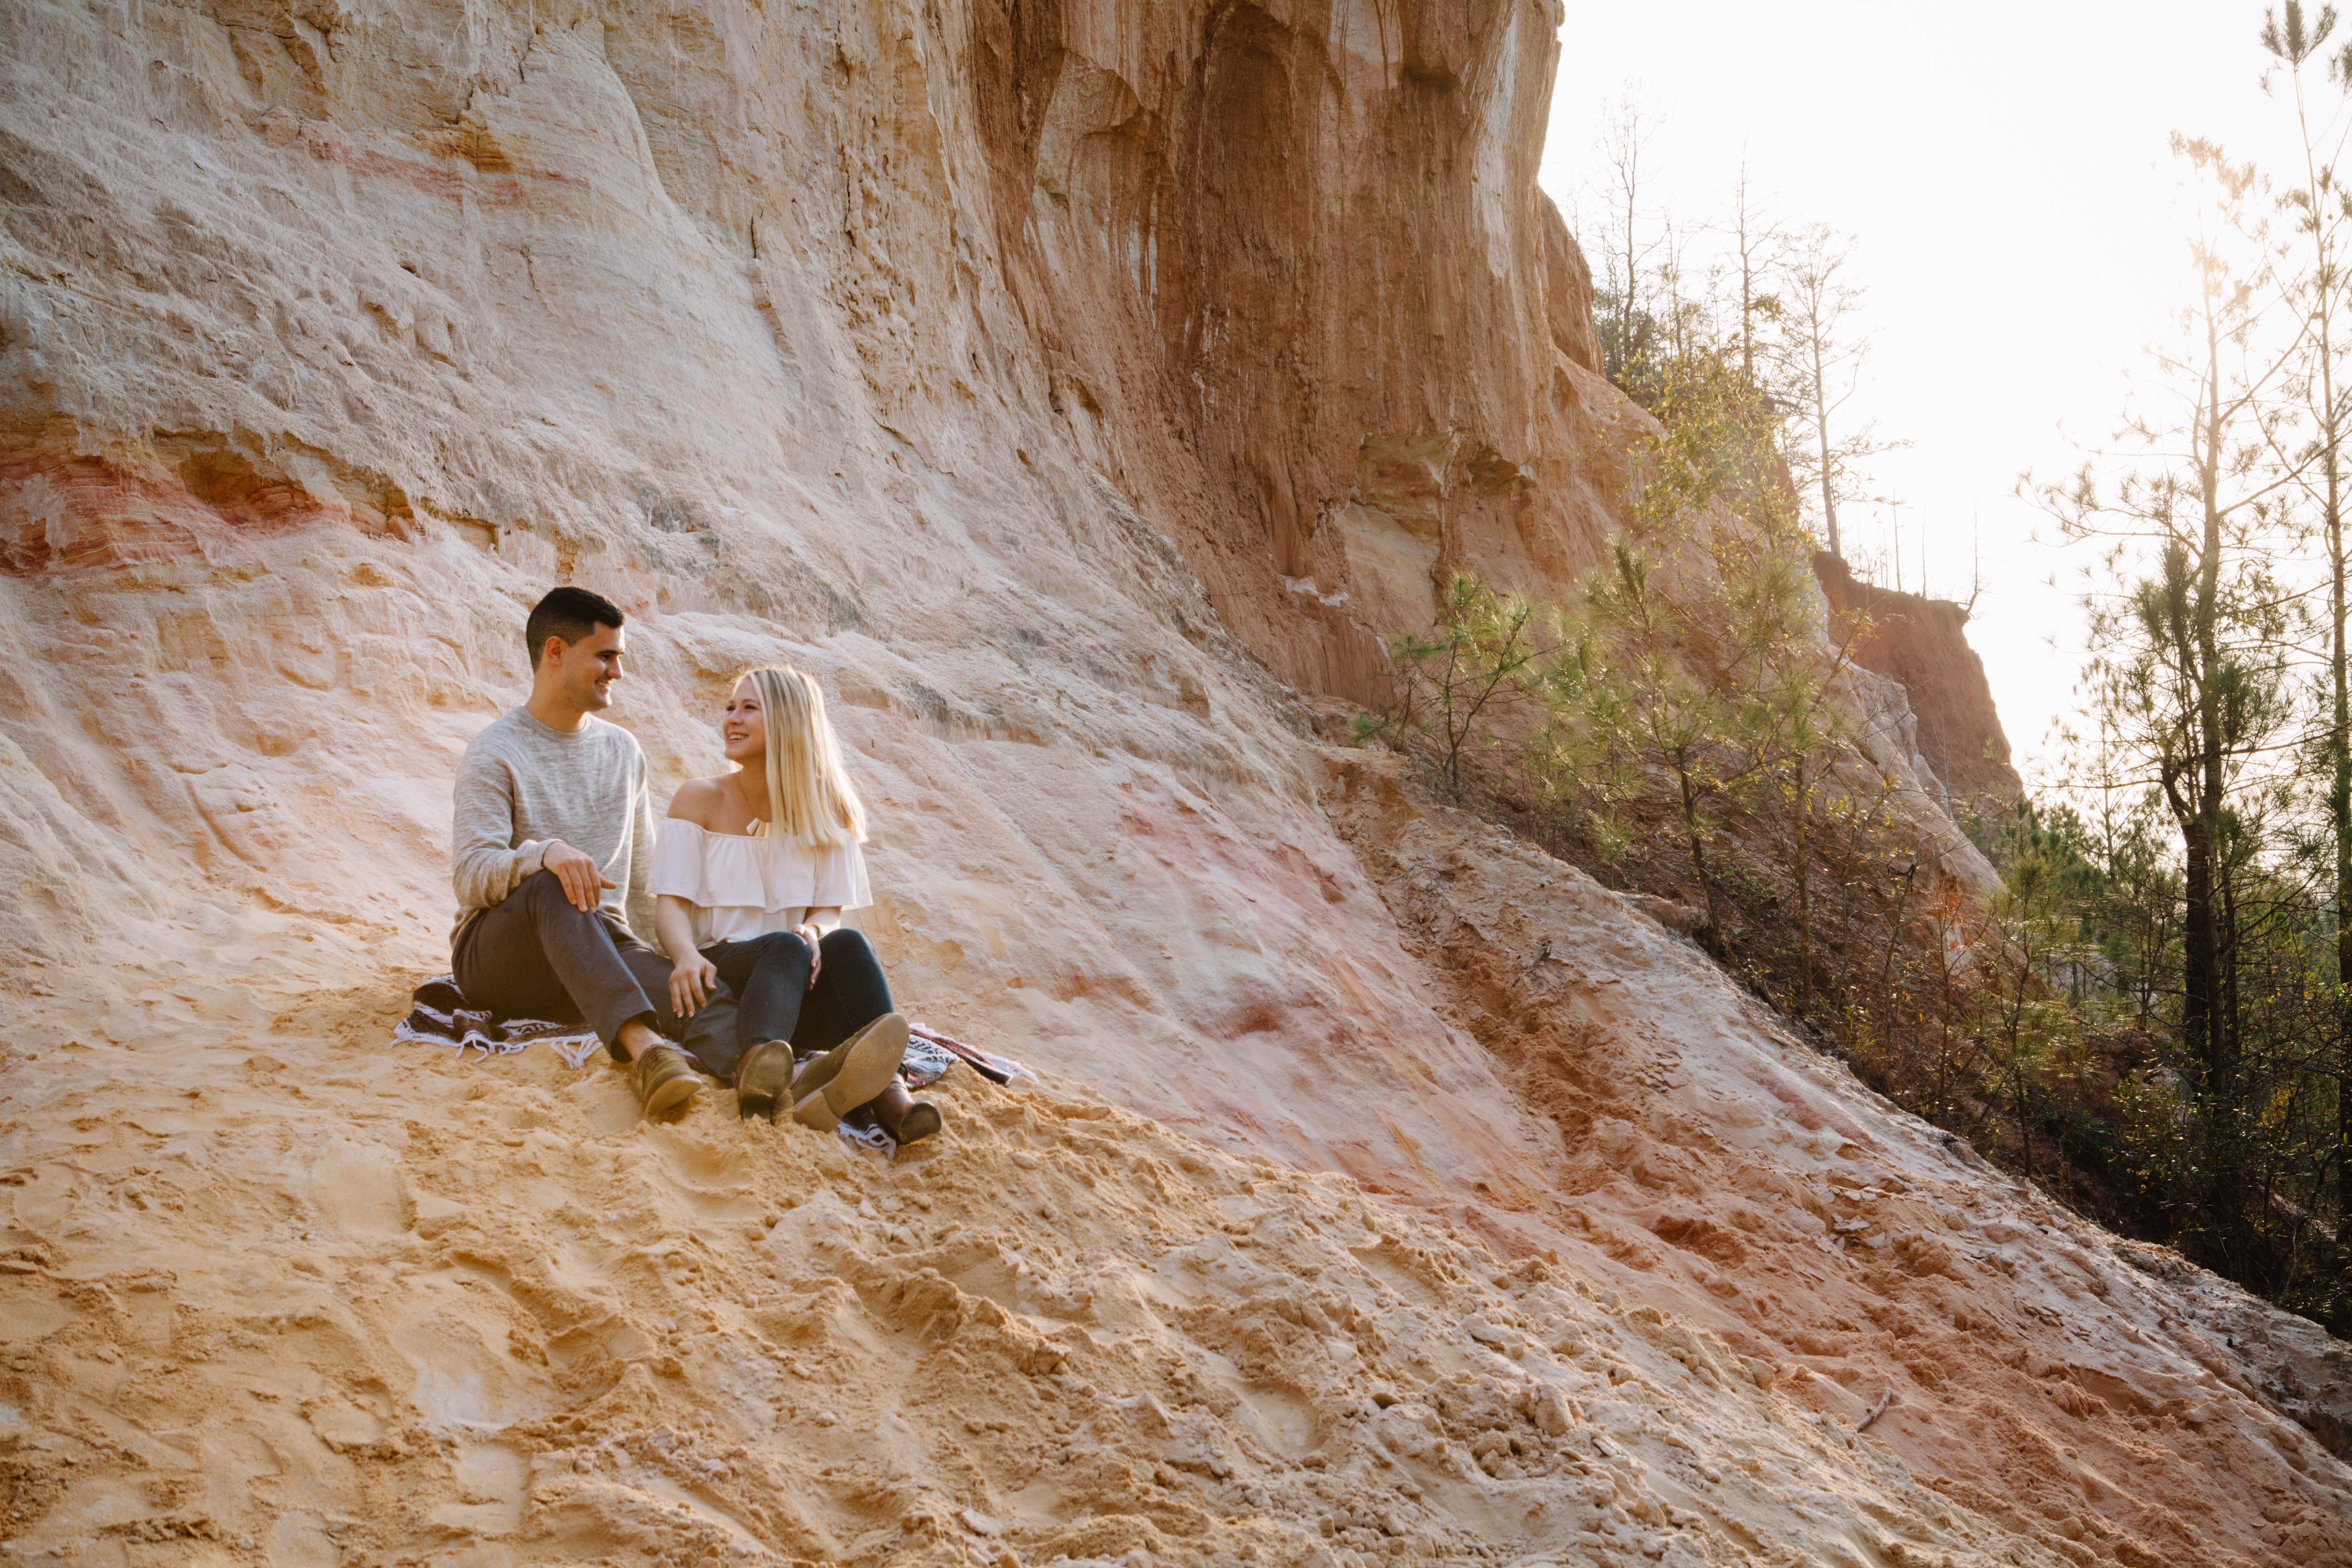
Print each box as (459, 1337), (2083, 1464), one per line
(454, 870), (743, 1079)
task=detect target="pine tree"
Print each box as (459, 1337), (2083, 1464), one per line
(1726, 157), (1785, 391)
(1356, 575), (1550, 802)
(1983, 849), (2087, 1181)
(2259, 0), (2352, 1262)
(1776, 227), (1903, 560)
(2030, 134), (2303, 1256)
(1537, 351), (1837, 962)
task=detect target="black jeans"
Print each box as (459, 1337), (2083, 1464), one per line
(455, 870), (741, 1076)
(702, 928), (894, 1063)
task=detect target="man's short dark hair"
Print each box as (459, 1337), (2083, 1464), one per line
(526, 586), (624, 668)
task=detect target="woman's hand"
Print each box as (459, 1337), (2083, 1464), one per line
(797, 923), (824, 988)
(669, 952), (720, 1017)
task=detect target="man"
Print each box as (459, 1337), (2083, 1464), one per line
(449, 586), (728, 1117)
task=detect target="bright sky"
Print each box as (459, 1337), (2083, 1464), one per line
(1537, 0), (2334, 784)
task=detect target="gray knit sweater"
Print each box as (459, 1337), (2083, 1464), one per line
(449, 708), (656, 946)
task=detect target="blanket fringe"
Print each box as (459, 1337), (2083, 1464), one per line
(391, 1017), (528, 1061)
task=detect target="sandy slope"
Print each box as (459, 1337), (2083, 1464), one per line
(0, 997), (2154, 1568)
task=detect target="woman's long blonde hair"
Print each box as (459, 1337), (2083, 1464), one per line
(734, 665), (867, 847)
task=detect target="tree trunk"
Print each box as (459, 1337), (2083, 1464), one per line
(1620, 168), (1638, 380)
(1739, 241), (1756, 385)
(2197, 357), (2231, 1090)
(2181, 801), (2220, 1090)
(1793, 753), (1812, 1008)
(2006, 931), (2036, 1181)
(2191, 302), (2243, 1253)
(2325, 289), (2352, 1243)
(1812, 334), (1838, 558)
(2275, 43), (2351, 1274)
(1676, 753), (1720, 952)
(1879, 865), (1914, 1061)
(2333, 492), (2351, 1204)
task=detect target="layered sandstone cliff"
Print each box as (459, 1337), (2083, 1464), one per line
(1812, 552), (2024, 816)
(0, 0), (2346, 1564)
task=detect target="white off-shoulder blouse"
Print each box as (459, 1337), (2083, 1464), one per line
(649, 820), (872, 946)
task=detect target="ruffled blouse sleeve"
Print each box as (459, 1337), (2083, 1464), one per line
(806, 838), (872, 913)
(650, 819), (713, 903)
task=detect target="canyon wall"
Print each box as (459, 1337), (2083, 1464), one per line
(0, 0), (1631, 1238)
(0, 0), (2346, 1564)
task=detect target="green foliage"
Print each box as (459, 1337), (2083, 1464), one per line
(1379, 100), (2352, 1330)
(2017, 120), (2352, 1324)
(1542, 535), (1755, 946)
(1354, 575), (1553, 802)
(1535, 348), (1855, 961)
(1981, 839), (2094, 1178)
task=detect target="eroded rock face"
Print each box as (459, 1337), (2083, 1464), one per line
(1813, 550), (2024, 815)
(0, 0), (2346, 1563)
(0, 0), (1647, 1236)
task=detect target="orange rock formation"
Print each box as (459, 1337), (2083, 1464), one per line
(1813, 551), (2024, 815)
(0, 0), (2344, 1563)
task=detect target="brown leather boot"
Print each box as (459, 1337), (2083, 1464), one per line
(789, 1013), (910, 1132)
(633, 1043), (702, 1120)
(890, 1100), (943, 1150)
(733, 1039), (796, 1122)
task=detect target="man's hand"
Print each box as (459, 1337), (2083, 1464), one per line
(797, 923), (824, 988)
(669, 952), (720, 1018)
(543, 840), (614, 913)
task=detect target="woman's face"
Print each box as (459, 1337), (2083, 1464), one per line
(722, 678), (766, 766)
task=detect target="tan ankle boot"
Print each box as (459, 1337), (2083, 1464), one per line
(733, 1039), (795, 1122)
(789, 1014), (910, 1132)
(633, 1043), (702, 1120)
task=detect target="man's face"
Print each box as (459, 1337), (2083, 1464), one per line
(547, 624), (627, 710)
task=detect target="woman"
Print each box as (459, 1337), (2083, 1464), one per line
(651, 665), (941, 1146)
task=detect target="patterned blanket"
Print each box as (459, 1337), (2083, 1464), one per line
(391, 977), (1026, 1157)
(392, 975), (606, 1068)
